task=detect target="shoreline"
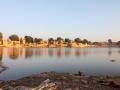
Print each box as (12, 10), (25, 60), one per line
(0, 45), (120, 48)
(0, 71), (120, 90)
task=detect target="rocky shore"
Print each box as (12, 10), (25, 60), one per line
(0, 71), (120, 90)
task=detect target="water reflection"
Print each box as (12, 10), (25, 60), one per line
(5, 48), (85, 59)
(48, 48), (54, 57)
(75, 48), (81, 57)
(0, 48), (118, 60)
(108, 48), (112, 56)
(65, 48), (71, 56)
(8, 48), (19, 60)
(118, 49), (120, 54)
(20, 48), (23, 57)
(0, 48), (8, 74)
(25, 48), (33, 58)
(57, 48), (64, 57)
(1, 48), (120, 80)
(35, 48), (40, 56)
(0, 47), (3, 61)
(83, 49), (88, 56)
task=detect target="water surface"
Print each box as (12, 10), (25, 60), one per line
(0, 47), (120, 80)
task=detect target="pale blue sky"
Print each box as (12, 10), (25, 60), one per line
(0, 0), (120, 41)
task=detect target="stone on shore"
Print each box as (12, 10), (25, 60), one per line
(0, 71), (120, 90)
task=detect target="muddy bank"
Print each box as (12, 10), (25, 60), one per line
(0, 71), (120, 90)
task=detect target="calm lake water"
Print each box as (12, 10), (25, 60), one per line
(0, 47), (120, 80)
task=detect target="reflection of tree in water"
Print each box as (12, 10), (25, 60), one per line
(19, 48), (23, 57)
(25, 48), (33, 58)
(35, 48), (44, 57)
(108, 48), (112, 56)
(65, 48), (71, 56)
(35, 48), (39, 56)
(0, 48), (8, 74)
(57, 48), (63, 57)
(8, 48), (19, 60)
(75, 49), (81, 57)
(83, 49), (88, 56)
(118, 49), (120, 54)
(0, 47), (3, 61)
(48, 49), (54, 57)
(35, 48), (43, 57)
(39, 49), (43, 56)
(0, 47), (3, 68)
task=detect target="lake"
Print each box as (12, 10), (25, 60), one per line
(0, 47), (120, 80)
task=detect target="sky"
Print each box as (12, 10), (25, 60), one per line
(0, 0), (120, 41)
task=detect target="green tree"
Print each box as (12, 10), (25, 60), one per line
(34, 38), (43, 44)
(9, 34), (19, 41)
(65, 38), (72, 47)
(24, 36), (33, 44)
(82, 39), (89, 44)
(74, 38), (81, 44)
(48, 38), (54, 45)
(116, 41), (120, 45)
(57, 37), (64, 43)
(0, 32), (3, 45)
(0, 32), (3, 41)
(65, 38), (71, 43)
(56, 37), (64, 44)
(93, 42), (101, 46)
(108, 39), (112, 47)
(20, 38), (23, 44)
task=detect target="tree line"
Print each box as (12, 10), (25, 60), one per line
(0, 32), (91, 45)
(0, 32), (120, 46)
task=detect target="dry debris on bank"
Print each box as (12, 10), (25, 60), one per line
(0, 71), (120, 90)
